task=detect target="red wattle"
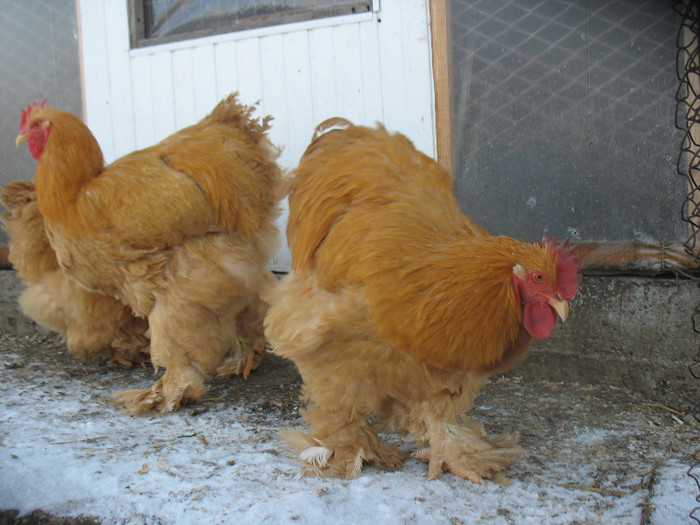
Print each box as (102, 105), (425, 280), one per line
(523, 302), (557, 339)
(28, 140), (43, 160)
(28, 127), (49, 161)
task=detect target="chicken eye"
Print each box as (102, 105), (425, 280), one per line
(534, 273), (543, 282)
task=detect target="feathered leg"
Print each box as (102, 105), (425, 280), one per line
(217, 278), (273, 378)
(411, 391), (526, 483)
(266, 272), (404, 477)
(281, 403), (405, 479)
(107, 314), (150, 366)
(112, 237), (267, 414)
(110, 300), (228, 413)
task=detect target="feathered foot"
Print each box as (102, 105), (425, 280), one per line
(280, 419), (405, 479)
(111, 367), (207, 414)
(108, 333), (150, 368)
(216, 291), (270, 378)
(216, 338), (264, 379)
(416, 419), (526, 483)
(108, 355), (134, 368)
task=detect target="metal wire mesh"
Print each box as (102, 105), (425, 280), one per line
(449, 0), (685, 243)
(0, 0), (82, 247)
(673, 0), (700, 521)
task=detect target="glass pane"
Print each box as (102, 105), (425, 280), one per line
(448, 0), (686, 244)
(141, 0), (371, 42)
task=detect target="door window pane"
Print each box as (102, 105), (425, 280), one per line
(131, 0), (373, 48)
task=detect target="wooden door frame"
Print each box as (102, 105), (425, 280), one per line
(429, 0), (452, 173)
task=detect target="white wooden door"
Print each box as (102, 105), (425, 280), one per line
(78, 1), (437, 270)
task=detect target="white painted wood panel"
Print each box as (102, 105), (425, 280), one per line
(172, 48), (197, 128)
(103, 1), (135, 156)
(129, 54), (154, 146)
(281, 31), (315, 160)
(149, 53), (177, 141)
(213, 41), (238, 101)
(260, 33), (289, 153)
(308, 27), (337, 123)
(231, 38), (264, 109)
(79, 0), (113, 156)
(78, 1), (436, 270)
(192, 46), (218, 117)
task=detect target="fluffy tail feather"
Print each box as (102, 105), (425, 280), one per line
(280, 117), (355, 198)
(311, 117), (354, 142)
(206, 92), (273, 146)
(1, 180), (36, 211)
(182, 92), (281, 237)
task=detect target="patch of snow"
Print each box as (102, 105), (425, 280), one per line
(0, 340), (697, 524)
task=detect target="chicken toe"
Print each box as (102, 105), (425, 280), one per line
(417, 420), (526, 483)
(279, 408), (405, 479)
(111, 366), (208, 414)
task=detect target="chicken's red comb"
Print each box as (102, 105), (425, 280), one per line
(19, 99), (47, 133)
(540, 236), (581, 300)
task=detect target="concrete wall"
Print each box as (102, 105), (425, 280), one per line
(522, 275), (700, 414)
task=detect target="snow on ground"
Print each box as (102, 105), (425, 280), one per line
(0, 331), (698, 524)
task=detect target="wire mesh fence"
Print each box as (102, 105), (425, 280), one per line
(673, 0), (700, 521)
(448, 0), (685, 244)
(0, 0), (82, 247)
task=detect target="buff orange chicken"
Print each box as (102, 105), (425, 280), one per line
(264, 119), (580, 482)
(16, 94), (280, 413)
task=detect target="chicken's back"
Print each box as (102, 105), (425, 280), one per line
(286, 121), (486, 287)
(152, 95), (279, 237)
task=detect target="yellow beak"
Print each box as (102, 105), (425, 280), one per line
(548, 297), (570, 322)
(15, 133), (27, 147)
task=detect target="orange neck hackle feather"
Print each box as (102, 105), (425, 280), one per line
(350, 232), (559, 372)
(30, 108), (106, 237)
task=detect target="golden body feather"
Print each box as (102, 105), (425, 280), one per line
(265, 121), (578, 481)
(20, 94), (281, 413)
